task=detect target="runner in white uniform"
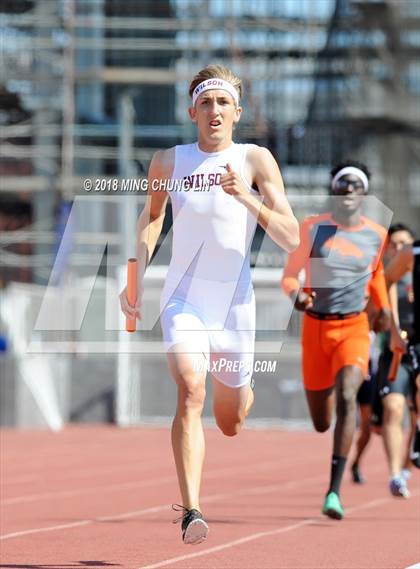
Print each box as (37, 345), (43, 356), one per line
(120, 64), (299, 545)
(161, 141), (259, 388)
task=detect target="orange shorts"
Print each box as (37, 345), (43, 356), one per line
(302, 311), (370, 391)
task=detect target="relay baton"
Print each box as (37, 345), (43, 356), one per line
(388, 330), (408, 382)
(126, 258), (137, 333)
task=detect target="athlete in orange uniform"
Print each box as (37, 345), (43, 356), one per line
(281, 160), (391, 519)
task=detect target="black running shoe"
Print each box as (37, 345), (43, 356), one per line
(172, 504), (209, 545)
(351, 463), (365, 484)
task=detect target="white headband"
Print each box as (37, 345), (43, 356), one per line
(192, 78), (239, 107)
(331, 166), (369, 192)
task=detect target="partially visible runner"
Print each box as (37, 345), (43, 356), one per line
(120, 64), (299, 544)
(281, 160), (391, 520)
(351, 223), (417, 487)
(372, 224), (417, 498)
(385, 237), (420, 483)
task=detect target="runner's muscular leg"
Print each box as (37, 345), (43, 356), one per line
(167, 344), (207, 511)
(353, 403), (372, 464)
(334, 365), (364, 456)
(212, 377), (251, 437)
(305, 386), (335, 432)
(382, 392), (405, 477)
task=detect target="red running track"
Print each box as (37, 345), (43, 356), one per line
(0, 425), (419, 569)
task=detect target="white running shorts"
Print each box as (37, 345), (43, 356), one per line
(160, 271), (255, 388)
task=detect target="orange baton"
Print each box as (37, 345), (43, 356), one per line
(388, 331), (408, 382)
(126, 258), (137, 333)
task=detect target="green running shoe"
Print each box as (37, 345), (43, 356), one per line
(322, 492), (344, 520)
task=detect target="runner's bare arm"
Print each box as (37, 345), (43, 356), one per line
(385, 245), (414, 287)
(389, 283), (399, 328)
(220, 146), (299, 252)
(136, 149), (172, 278)
(385, 245), (413, 353)
(119, 148), (172, 319)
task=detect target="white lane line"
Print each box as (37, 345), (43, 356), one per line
(0, 455), (313, 506)
(0, 472), (325, 540)
(404, 563), (420, 569)
(140, 520), (318, 569)
(0, 476), (175, 505)
(1, 520), (92, 540)
(137, 490), (420, 569)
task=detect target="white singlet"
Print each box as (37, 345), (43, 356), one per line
(160, 142), (261, 388)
